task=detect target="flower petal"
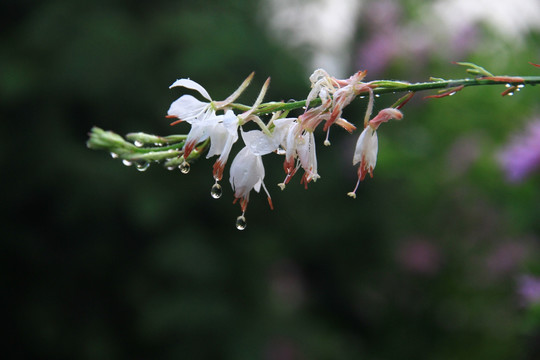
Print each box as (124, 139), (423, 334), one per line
(167, 95), (208, 123)
(169, 78), (212, 101)
(241, 130), (279, 156)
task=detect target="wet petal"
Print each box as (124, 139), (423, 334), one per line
(167, 95), (208, 123)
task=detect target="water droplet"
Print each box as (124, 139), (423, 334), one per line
(507, 92), (514, 96)
(122, 159), (132, 166)
(154, 142), (163, 147)
(448, 92), (456, 96)
(179, 162), (190, 174)
(166, 165), (176, 171)
(210, 183), (222, 199)
(136, 162), (150, 172)
(505, 83), (512, 88)
(110, 152), (119, 159)
(517, 84), (525, 89)
(375, 94), (380, 98)
(359, 96), (365, 99)
(134, 140), (143, 147)
(235, 215), (247, 230)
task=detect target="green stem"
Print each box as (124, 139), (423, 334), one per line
(88, 74), (540, 168)
(229, 76), (540, 116)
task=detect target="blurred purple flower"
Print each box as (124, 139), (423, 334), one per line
(517, 274), (540, 306)
(397, 239), (441, 275)
(485, 242), (527, 276)
(356, 34), (399, 76)
(355, 0), (402, 76)
(449, 24), (480, 58)
(497, 119), (540, 182)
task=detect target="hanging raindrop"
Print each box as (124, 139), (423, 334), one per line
(134, 140), (144, 147)
(179, 161), (190, 174)
(235, 215), (247, 230)
(136, 162), (150, 172)
(122, 159), (132, 166)
(210, 183), (222, 199)
(110, 152), (119, 159)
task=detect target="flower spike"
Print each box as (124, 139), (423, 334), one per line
(88, 62), (540, 228)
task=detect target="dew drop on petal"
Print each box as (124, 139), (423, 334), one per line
(110, 152), (119, 159)
(210, 183), (222, 199)
(134, 140), (144, 147)
(136, 162), (150, 172)
(122, 159), (132, 166)
(235, 215), (247, 230)
(179, 162), (190, 174)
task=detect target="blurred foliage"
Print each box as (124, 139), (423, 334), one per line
(2, 0), (540, 359)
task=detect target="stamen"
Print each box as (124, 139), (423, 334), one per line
(169, 119), (183, 126)
(324, 129), (331, 146)
(348, 178), (361, 198)
(261, 182), (274, 210)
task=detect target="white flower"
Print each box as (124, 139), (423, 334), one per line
(348, 108), (403, 198)
(229, 129), (280, 212)
(206, 110), (240, 181)
(353, 125), (378, 181)
(167, 74), (254, 160)
(297, 131), (320, 186)
(167, 78), (217, 158)
(306, 69), (338, 108)
(274, 119), (321, 189)
(167, 78), (214, 123)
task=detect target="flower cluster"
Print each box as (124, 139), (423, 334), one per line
(87, 62), (540, 229)
(166, 69), (403, 229)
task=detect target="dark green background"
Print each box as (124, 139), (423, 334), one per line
(3, 0), (540, 359)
